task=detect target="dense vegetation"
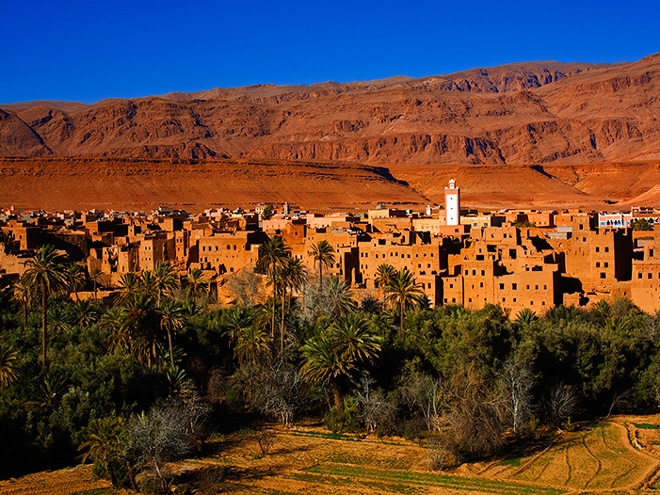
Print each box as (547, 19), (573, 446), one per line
(2, 240), (660, 491)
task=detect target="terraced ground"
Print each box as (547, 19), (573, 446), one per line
(479, 420), (659, 491)
(3, 416), (660, 495)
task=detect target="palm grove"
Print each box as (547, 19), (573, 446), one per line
(2, 237), (660, 490)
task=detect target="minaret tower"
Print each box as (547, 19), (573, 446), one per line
(444, 179), (460, 226)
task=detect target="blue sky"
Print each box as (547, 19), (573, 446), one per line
(2, 0), (658, 104)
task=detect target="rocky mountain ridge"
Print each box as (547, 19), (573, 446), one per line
(1, 55), (658, 164)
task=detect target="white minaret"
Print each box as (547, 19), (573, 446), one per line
(444, 179), (460, 226)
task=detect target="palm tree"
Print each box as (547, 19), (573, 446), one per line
(184, 267), (208, 304)
(139, 270), (158, 299)
(374, 263), (396, 300)
(277, 257), (307, 355)
(114, 272), (141, 306)
(257, 236), (290, 336)
(67, 264), (86, 302)
(28, 372), (68, 412)
(48, 305), (71, 334)
(323, 276), (357, 318)
(89, 266), (103, 302)
(308, 240), (335, 289)
(0, 344), (19, 395)
(12, 276), (33, 332)
(301, 313), (381, 410)
(385, 267), (425, 333)
(79, 416), (126, 488)
(71, 299), (99, 328)
(120, 293), (160, 368)
(234, 324), (272, 365)
(22, 245), (68, 365)
(223, 306), (255, 345)
(301, 336), (343, 408)
(158, 298), (185, 369)
(100, 307), (129, 353)
(152, 262), (179, 307)
(99, 306), (124, 333)
(331, 313), (381, 364)
(515, 308), (538, 329)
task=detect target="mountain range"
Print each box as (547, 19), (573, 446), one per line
(2, 55), (659, 165)
(2, 55), (660, 212)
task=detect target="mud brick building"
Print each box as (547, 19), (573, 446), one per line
(631, 225), (660, 312)
(1, 181), (659, 313)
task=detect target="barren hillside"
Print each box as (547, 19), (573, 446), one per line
(2, 56), (658, 165)
(3, 157), (660, 212)
(0, 157), (425, 212)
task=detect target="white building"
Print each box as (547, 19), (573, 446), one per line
(444, 179), (460, 226)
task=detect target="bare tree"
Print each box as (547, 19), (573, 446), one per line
(399, 371), (441, 431)
(225, 268), (265, 306)
(124, 396), (208, 493)
(355, 375), (396, 433)
(249, 364), (309, 426)
(194, 467), (226, 495)
(502, 358), (534, 434)
(441, 365), (508, 460)
(254, 429), (276, 456)
(544, 383), (578, 427)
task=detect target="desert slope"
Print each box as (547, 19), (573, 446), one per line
(0, 157), (427, 211)
(2, 57), (659, 165)
(4, 157), (660, 212)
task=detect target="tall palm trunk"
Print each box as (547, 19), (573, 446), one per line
(280, 286), (286, 357)
(271, 263), (277, 337)
(400, 300), (405, 333)
(331, 381), (343, 411)
(318, 260), (323, 290)
(271, 291), (276, 338)
(22, 304), (28, 333)
(167, 328), (175, 369)
(41, 282), (47, 365)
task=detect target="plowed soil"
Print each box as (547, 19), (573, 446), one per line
(4, 415), (660, 495)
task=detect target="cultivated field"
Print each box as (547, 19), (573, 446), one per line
(3, 416), (660, 495)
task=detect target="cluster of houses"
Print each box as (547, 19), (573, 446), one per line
(3, 180), (660, 314)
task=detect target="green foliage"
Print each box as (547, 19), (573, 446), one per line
(0, 343), (19, 394)
(325, 397), (359, 433)
(79, 416), (128, 488)
(384, 267), (426, 333)
(633, 422), (660, 429)
(632, 218), (654, 231)
(512, 221), (537, 228)
(308, 240), (335, 288)
(261, 204), (275, 220)
(5, 249), (660, 482)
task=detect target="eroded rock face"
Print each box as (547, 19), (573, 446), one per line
(1, 56), (659, 165)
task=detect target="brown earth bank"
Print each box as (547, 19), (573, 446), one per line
(0, 157), (427, 212)
(388, 160), (660, 210)
(1, 55), (659, 165)
(4, 157), (660, 213)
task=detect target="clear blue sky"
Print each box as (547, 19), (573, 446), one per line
(2, 0), (658, 104)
